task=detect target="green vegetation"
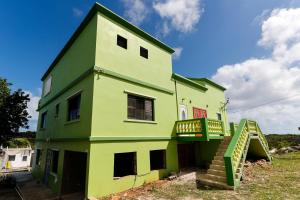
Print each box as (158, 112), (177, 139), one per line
(265, 134), (300, 149)
(0, 77), (31, 145)
(4, 138), (31, 148)
(128, 152), (300, 200)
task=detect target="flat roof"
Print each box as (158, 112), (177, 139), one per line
(172, 73), (208, 91)
(189, 78), (226, 91)
(41, 3), (174, 81)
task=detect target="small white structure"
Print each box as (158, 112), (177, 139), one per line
(0, 146), (33, 172)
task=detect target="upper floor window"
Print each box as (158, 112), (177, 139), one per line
(117, 35), (127, 49)
(128, 94), (154, 121)
(217, 113), (222, 121)
(140, 46), (148, 59)
(40, 111), (47, 129)
(43, 76), (52, 96)
(67, 93), (81, 121)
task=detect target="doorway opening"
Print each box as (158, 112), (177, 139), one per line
(61, 151), (87, 196)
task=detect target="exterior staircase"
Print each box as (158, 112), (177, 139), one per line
(197, 136), (233, 189)
(197, 119), (271, 190)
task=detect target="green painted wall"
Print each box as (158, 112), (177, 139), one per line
(33, 141), (90, 195)
(34, 6), (230, 199)
(34, 14), (97, 198)
(87, 141), (178, 197)
(37, 15), (97, 139)
(95, 13), (174, 90)
(175, 80), (229, 134)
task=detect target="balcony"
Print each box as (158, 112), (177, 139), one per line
(175, 118), (225, 141)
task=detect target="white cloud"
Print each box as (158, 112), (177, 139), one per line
(72, 8), (84, 18)
(25, 90), (41, 131)
(212, 8), (300, 134)
(122, 0), (149, 26)
(153, 0), (203, 34)
(173, 47), (183, 59)
(252, 9), (271, 25)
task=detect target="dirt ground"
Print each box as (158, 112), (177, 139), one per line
(102, 152), (300, 200)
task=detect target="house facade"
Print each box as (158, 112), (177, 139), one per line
(0, 146), (33, 172)
(33, 3), (270, 199)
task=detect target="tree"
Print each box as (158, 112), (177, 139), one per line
(0, 77), (31, 144)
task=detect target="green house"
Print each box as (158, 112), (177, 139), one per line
(34, 3), (271, 199)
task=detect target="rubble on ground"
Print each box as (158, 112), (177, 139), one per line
(242, 159), (271, 183)
(269, 145), (300, 154)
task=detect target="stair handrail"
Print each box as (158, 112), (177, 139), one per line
(256, 123), (269, 150)
(224, 119), (249, 186)
(224, 119), (271, 186)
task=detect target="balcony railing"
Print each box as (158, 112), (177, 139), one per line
(175, 118), (225, 141)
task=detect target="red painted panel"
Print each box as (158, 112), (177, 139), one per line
(193, 107), (207, 119)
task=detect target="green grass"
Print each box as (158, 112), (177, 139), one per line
(132, 152), (300, 200)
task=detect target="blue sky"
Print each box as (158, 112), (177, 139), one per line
(1, 0), (300, 133)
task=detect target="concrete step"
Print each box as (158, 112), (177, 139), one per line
(214, 155), (223, 160)
(208, 169), (226, 177)
(204, 174), (227, 183)
(197, 178), (233, 190)
(220, 144), (229, 148)
(218, 145), (228, 151)
(216, 151), (226, 156)
(221, 141), (231, 145)
(212, 159), (224, 165)
(210, 164), (225, 171)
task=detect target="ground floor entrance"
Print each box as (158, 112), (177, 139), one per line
(61, 151), (87, 196)
(177, 143), (196, 169)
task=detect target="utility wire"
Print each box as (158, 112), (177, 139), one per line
(228, 92), (300, 113)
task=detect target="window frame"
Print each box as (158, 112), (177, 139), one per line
(67, 92), (82, 122)
(117, 35), (127, 49)
(40, 111), (47, 129)
(113, 152), (137, 178)
(140, 46), (148, 59)
(150, 149), (166, 170)
(8, 155), (16, 161)
(127, 93), (155, 121)
(217, 113), (222, 121)
(22, 155), (28, 162)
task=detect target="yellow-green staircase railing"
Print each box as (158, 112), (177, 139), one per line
(224, 119), (271, 187)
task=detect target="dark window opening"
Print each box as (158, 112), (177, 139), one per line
(114, 152), (136, 177)
(150, 150), (166, 170)
(55, 104), (60, 118)
(36, 149), (41, 165)
(217, 113), (222, 121)
(140, 46), (148, 59)
(117, 35), (127, 49)
(8, 155), (15, 161)
(22, 156), (28, 161)
(51, 150), (59, 174)
(40, 112), (47, 129)
(128, 94), (154, 121)
(68, 94), (81, 121)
